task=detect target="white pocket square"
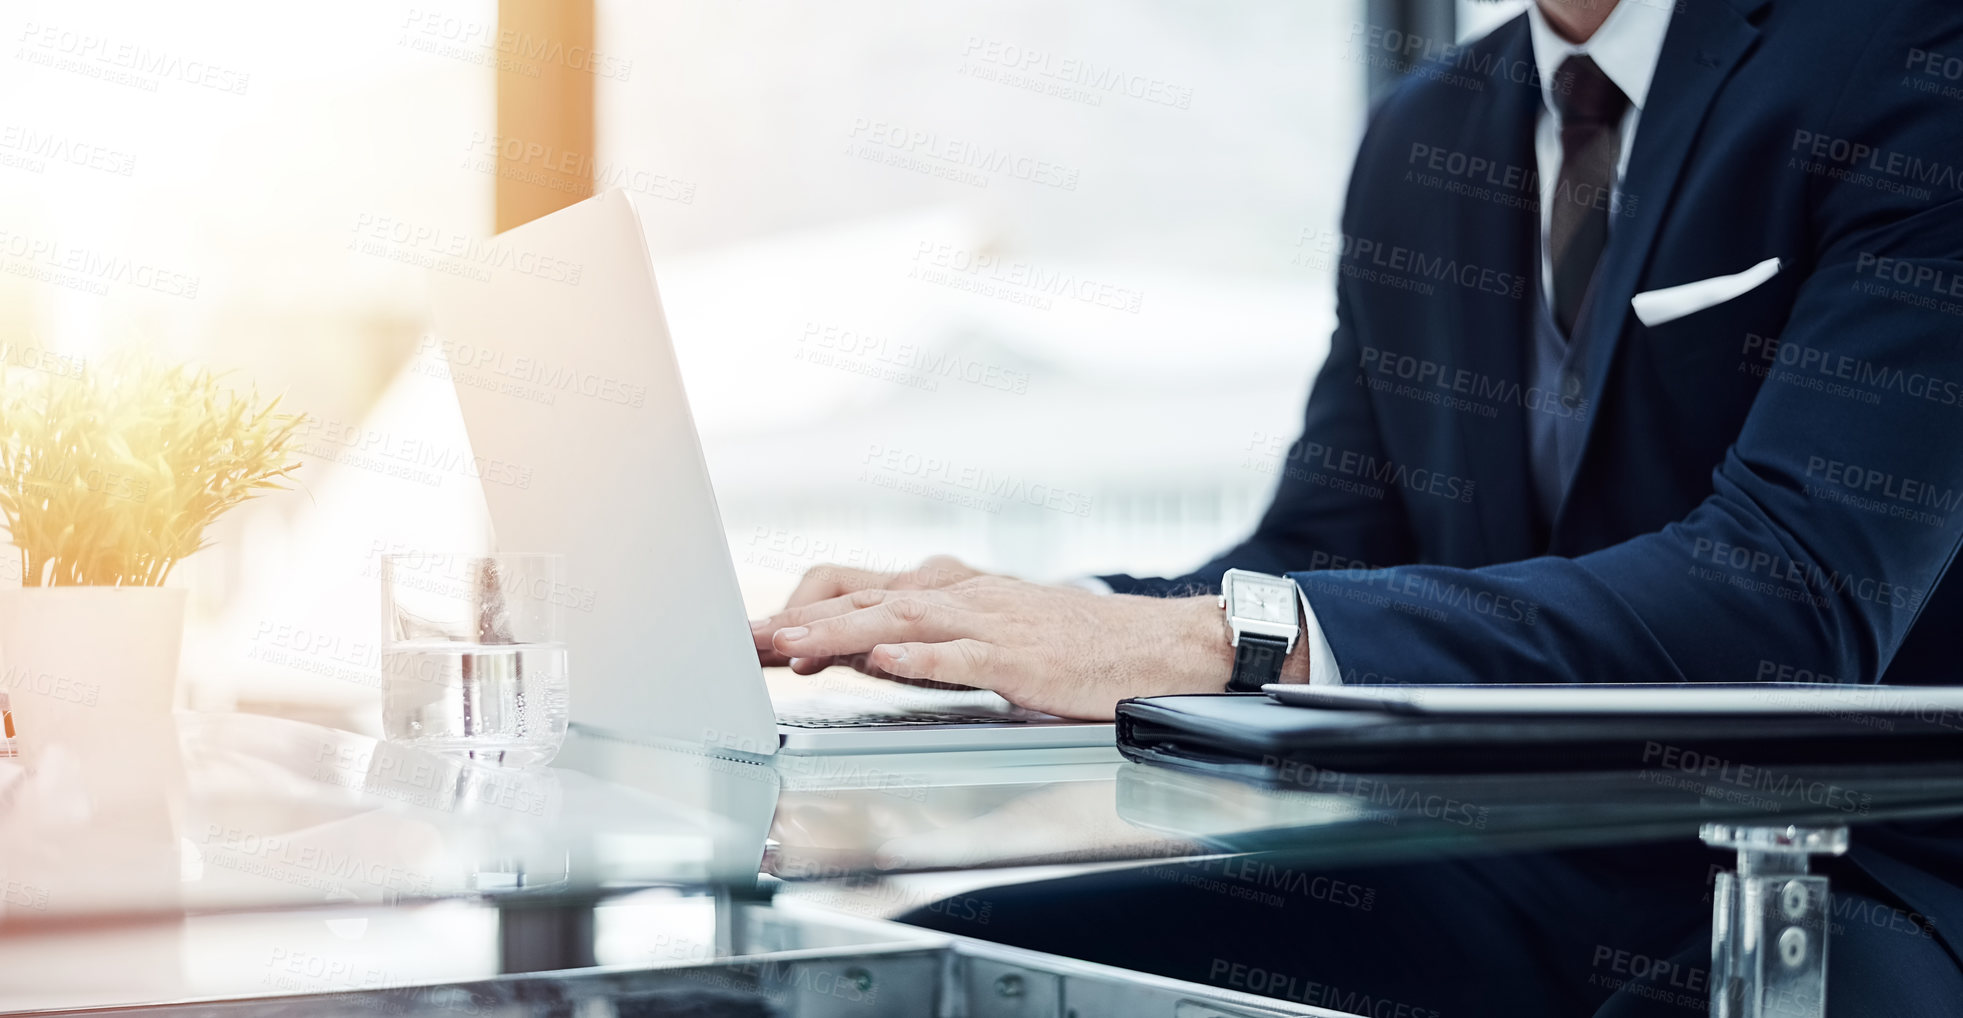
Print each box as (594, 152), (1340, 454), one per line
(1631, 257), (1783, 327)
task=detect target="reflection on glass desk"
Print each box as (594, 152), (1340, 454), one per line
(0, 713), (758, 922)
(4, 708), (1963, 1015)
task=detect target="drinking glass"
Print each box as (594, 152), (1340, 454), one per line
(381, 552), (569, 766)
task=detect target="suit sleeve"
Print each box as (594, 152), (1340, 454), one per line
(1100, 120), (1422, 599)
(1295, 4), (1963, 687)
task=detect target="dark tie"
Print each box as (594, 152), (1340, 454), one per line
(1548, 55), (1630, 336)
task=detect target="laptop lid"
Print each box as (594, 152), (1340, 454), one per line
(1264, 682), (1963, 717)
(428, 189), (780, 757)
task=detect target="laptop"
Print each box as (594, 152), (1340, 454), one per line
(1263, 682), (1963, 717)
(427, 189), (1112, 756)
(1119, 684), (1963, 779)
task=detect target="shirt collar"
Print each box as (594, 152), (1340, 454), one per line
(1526, 0), (1674, 115)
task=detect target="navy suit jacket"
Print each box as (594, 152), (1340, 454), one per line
(1104, 0), (1963, 972)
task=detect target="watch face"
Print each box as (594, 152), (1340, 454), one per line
(1231, 577), (1296, 624)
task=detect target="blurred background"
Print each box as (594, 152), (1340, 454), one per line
(0, 0), (1524, 728)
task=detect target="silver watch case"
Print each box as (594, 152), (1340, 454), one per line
(1218, 568), (1301, 653)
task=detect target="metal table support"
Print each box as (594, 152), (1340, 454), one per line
(498, 896), (599, 974)
(1701, 824), (1849, 1018)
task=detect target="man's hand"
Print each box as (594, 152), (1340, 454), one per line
(760, 555), (990, 676)
(748, 574), (1313, 720)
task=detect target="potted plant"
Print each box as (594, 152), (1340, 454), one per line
(0, 351), (304, 765)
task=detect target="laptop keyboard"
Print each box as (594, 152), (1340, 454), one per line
(775, 708), (1029, 729)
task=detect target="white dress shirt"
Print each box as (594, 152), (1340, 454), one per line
(1526, 0), (1674, 299)
(1082, 3), (1677, 687)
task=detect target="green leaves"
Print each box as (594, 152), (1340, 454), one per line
(0, 350), (307, 586)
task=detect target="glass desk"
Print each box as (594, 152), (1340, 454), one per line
(2, 708), (1959, 1017)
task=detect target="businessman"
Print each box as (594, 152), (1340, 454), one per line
(755, 0), (1963, 1010)
(755, 0), (1963, 713)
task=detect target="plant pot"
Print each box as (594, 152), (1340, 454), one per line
(0, 586), (187, 768)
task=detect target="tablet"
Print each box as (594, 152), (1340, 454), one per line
(1261, 682), (1963, 717)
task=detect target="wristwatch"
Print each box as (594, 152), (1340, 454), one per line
(1218, 568), (1302, 692)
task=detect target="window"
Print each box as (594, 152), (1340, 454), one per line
(596, 0), (1369, 609)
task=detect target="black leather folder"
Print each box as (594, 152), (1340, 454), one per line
(1115, 689), (1963, 784)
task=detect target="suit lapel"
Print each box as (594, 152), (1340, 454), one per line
(1447, 22), (1543, 562)
(1552, 0), (1767, 522)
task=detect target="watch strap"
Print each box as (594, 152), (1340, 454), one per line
(1227, 633), (1290, 692)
